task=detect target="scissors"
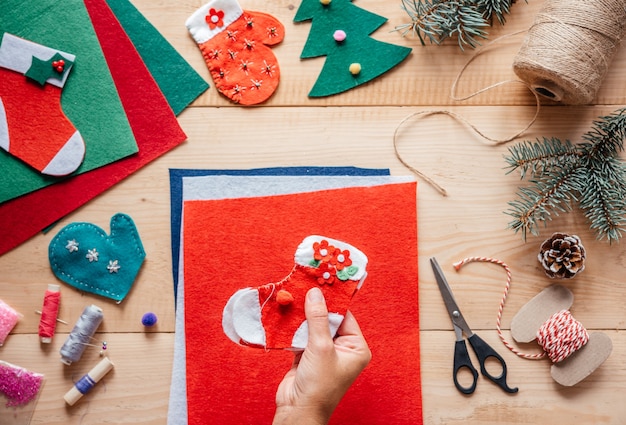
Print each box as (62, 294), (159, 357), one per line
(430, 257), (518, 395)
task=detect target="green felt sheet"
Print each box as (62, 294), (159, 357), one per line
(294, 0), (411, 97)
(0, 0), (138, 203)
(105, 0), (209, 115)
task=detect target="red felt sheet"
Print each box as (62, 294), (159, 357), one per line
(0, 0), (187, 255)
(183, 182), (422, 425)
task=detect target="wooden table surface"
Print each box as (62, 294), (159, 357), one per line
(2, 1), (626, 423)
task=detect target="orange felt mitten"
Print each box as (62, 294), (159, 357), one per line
(186, 0), (284, 105)
(222, 235), (368, 350)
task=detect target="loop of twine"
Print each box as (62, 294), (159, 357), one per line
(453, 256), (590, 362)
(393, 30), (540, 196)
(452, 256), (545, 360)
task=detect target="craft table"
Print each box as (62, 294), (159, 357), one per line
(1, 1), (625, 424)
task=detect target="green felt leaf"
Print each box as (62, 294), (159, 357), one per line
(105, 0), (209, 115)
(336, 265), (358, 280)
(0, 0), (138, 202)
(294, 0), (411, 97)
(25, 52), (73, 86)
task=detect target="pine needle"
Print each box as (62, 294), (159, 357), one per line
(396, 0), (522, 50)
(504, 108), (626, 242)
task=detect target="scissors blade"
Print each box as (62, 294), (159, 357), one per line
(430, 257), (473, 336)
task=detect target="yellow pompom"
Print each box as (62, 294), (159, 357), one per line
(349, 63), (362, 75)
(320, 0), (331, 5)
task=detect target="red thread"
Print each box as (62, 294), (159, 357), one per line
(453, 256), (546, 360)
(39, 287), (61, 341)
(537, 310), (589, 363)
(453, 256), (590, 362)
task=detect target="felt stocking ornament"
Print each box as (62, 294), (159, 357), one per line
(223, 235), (368, 350)
(0, 33), (84, 176)
(186, 0), (284, 105)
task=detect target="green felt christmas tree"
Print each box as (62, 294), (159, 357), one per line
(294, 0), (412, 97)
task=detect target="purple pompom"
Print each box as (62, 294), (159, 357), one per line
(141, 312), (158, 327)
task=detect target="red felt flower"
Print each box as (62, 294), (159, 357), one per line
(315, 262), (336, 285)
(330, 248), (352, 271)
(313, 239), (335, 262)
(206, 8), (225, 29)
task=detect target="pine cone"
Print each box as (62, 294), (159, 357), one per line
(538, 233), (586, 279)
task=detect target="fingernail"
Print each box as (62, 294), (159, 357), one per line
(307, 287), (324, 302)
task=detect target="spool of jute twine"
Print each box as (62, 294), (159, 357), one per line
(513, 0), (626, 104)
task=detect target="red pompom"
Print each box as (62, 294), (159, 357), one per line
(276, 289), (294, 305)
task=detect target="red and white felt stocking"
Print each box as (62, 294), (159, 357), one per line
(186, 0), (284, 105)
(223, 235), (368, 350)
(0, 33), (84, 176)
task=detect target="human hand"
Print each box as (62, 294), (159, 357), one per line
(273, 287), (371, 425)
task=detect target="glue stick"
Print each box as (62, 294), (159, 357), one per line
(64, 357), (114, 406)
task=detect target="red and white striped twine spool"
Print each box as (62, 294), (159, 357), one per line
(536, 310), (589, 363)
(453, 256), (588, 362)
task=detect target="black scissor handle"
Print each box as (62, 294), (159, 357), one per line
(467, 334), (518, 394)
(453, 339), (479, 394)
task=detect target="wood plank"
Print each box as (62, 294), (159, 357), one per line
(3, 105), (625, 333)
(421, 331), (625, 425)
(1, 331), (622, 424)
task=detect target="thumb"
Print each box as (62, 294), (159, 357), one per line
(305, 287), (332, 347)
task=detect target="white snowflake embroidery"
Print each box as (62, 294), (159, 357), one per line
(226, 30), (238, 41)
(267, 26), (278, 38)
(240, 59), (252, 74)
(107, 260), (120, 273)
(86, 248), (99, 262)
(66, 239), (79, 252)
(210, 49), (221, 60)
(262, 60), (275, 77)
(250, 79), (263, 90)
(243, 39), (255, 50)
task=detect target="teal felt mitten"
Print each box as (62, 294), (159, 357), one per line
(48, 213), (145, 302)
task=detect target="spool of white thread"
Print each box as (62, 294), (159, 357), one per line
(59, 304), (104, 365)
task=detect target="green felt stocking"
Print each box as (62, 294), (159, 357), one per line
(294, 0), (411, 97)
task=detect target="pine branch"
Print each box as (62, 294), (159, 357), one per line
(580, 108), (626, 159)
(579, 163), (626, 241)
(504, 108), (626, 242)
(396, 0), (521, 50)
(506, 167), (583, 240)
(504, 137), (580, 179)
(476, 0), (514, 25)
